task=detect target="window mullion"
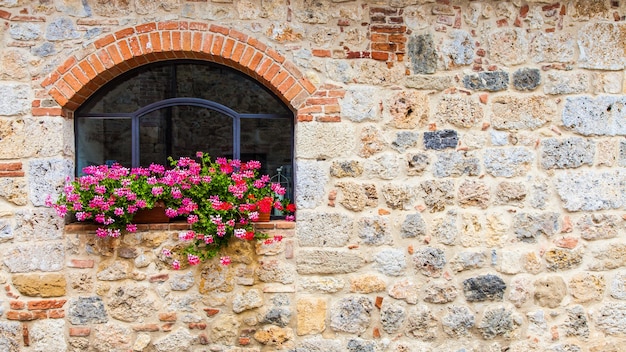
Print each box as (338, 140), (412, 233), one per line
(132, 115), (139, 168)
(233, 115), (240, 160)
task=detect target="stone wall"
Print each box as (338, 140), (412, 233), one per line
(1, 0), (626, 351)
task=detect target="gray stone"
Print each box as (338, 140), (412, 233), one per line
(463, 274), (506, 301)
(28, 158), (74, 206)
(0, 321), (20, 352)
(564, 305), (589, 338)
(595, 303), (626, 335)
(578, 22), (626, 70)
(341, 86), (381, 122)
(458, 180), (490, 209)
(463, 71), (509, 91)
(262, 306), (291, 327)
(346, 338), (377, 352)
(513, 212), (560, 243)
(14, 208), (64, 242)
(550, 344), (582, 352)
(431, 209), (458, 244)
(153, 328), (194, 352)
(97, 260), (130, 281)
(68, 296), (108, 325)
(408, 34), (437, 74)
(413, 246), (446, 277)
(544, 72), (589, 95)
(56, 0), (92, 17)
(170, 272), (195, 291)
(296, 249), (364, 274)
(0, 220), (12, 243)
(294, 336), (343, 352)
(442, 305), (475, 337)
(495, 181), (526, 206)
(610, 271), (626, 300)
(530, 32), (576, 63)
(478, 307), (518, 339)
(490, 131), (508, 146)
(381, 183), (414, 210)
(562, 96), (626, 136)
(530, 177), (550, 209)
(30, 42), (57, 57)
(578, 214), (620, 241)
(491, 95), (556, 130)
(0, 84), (30, 116)
(405, 304), (438, 340)
(440, 30), (475, 69)
(423, 282), (458, 304)
(388, 279), (419, 305)
(420, 179), (455, 212)
(400, 213), (427, 238)
(9, 23), (41, 40)
(424, 130), (457, 150)
(380, 300), (406, 333)
(364, 153), (401, 180)
(541, 137), (595, 169)
(232, 289), (264, 313)
(84, 27), (102, 40)
(30, 319), (67, 352)
(392, 131), (420, 152)
(107, 285), (155, 322)
(620, 140), (626, 167)
(295, 160), (329, 209)
(433, 152), (480, 178)
(407, 153), (430, 176)
(484, 147), (534, 177)
(3, 242), (64, 273)
(555, 170), (626, 211)
(45, 17), (80, 41)
(297, 212), (351, 247)
(450, 251), (486, 272)
(374, 248), (406, 276)
(512, 68), (541, 91)
(357, 216), (391, 245)
(436, 95), (483, 128)
(330, 296), (373, 334)
(330, 161), (363, 178)
(508, 276), (532, 308)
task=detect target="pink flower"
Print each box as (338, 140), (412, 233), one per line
(53, 204), (67, 217)
(273, 235), (283, 242)
(171, 187), (182, 199)
(204, 235), (214, 244)
(96, 228), (108, 238)
(135, 199), (147, 208)
(126, 224), (137, 232)
(285, 215), (295, 221)
(196, 151), (203, 158)
(187, 214), (199, 224)
(94, 185), (106, 194)
(109, 229), (121, 238)
(187, 253), (200, 266)
(171, 260), (180, 270)
(179, 230), (195, 241)
(162, 248), (172, 257)
(45, 194), (54, 207)
(114, 207), (124, 216)
(95, 213), (106, 223)
(151, 186), (163, 196)
(165, 208), (178, 218)
(220, 256), (231, 266)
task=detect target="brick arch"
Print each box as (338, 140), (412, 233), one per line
(40, 21), (319, 115)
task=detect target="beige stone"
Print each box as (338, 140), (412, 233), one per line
(491, 95), (556, 130)
(12, 273), (66, 297)
(458, 180), (490, 209)
(534, 276), (567, 308)
(0, 178), (27, 206)
(436, 95), (483, 128)
(296, 297), (326, 335)
(254, 325), (294, 347)
(350, 275), (386, 293)
(569, 273), (605, 302)
(387, 90), (429, 129)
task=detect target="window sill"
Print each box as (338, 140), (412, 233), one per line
(64, 220), (296, 233)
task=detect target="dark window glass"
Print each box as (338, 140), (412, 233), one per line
(75, 60), (294, 204)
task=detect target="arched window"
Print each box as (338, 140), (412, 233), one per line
(75, 60), (294, 200)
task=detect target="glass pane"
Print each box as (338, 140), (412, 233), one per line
(240, 117), (293, 200)
(79, 61), (291, 115)
(139, 106), (234, 166)
(75, 118), (132, 173)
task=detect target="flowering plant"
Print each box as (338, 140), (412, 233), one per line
(50, 152), (296, 267)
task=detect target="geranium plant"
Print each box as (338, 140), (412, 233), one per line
(49, 152), (295, 268)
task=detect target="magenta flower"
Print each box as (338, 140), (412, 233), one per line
(126, 224), (137, 232)
(187, 214), (199, 224)
(114, 207), (124, 216)
(171, 260), (180, 270)
(95, 228), (108, 238)
(220, 256), (231, 266)
(151, 186), (163, 196)
(187, 254), (200, 266)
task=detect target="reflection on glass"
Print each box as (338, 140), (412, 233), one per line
(75, 118), (132, 173)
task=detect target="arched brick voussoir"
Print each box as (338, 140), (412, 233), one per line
(40, 21), (318, 112)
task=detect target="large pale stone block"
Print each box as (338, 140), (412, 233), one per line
(11, 273), (66, 297)
(578, 22), (626, 70)
(562, 96), (626, 136)
(296, 297), (326, 335)
(555, 170), (626, 211)
(3, 241), (64, 273)
(0, 85), (29, 116)
(296, 122), (355, 159)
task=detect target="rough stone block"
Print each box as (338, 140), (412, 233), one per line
(491, 95), (556, 130)
(350, 275), (386, 294)
(0, 85), (30, 116)
(296, 249), (364, 274)
(595, 303), (626, 335)
(488, 28), (528, 65)
(297, 298), (326, 335)
(408, 34), (436, 74)
(478, 306), (519, 339)
(541, 137), (595, 169)
(30, 319), (67, 352)
(450, 251), (486, 272)
(431, 209), (458, 244)
(420, 179), (455, 212)
(0, 321), (21, 352)
(463, 71), (509, 91)
(423, 281), (458, 304)
(358, 125), (386, 158)
(68, 296), (108, 325)
(296, 212), (352, 247)
(3, 242), (64, 273)
(436, 96), (483, 128)
(392, 131), (420, 152)
(336, 181), (377, 212)
(569, 273), (605, 303)
(424, 130), (458, 150)
(413, 246), (446, 278)
(14, 208), (64, 242)
(296, 122), (355, 159)
(356, 216), (391, 245)
(545, 248), (583, 271)
(11, 273), (66, 297)
(578, 22), (626, 70)
(374, 248), (406, 276)
(28, 158), (74, 206)
(578, 214), (620, 241)
(589, 243), (626, 271)
(484, 147), (534, 177)
(299, 277), (344, 293)
(381, 183), (413, 210)
(0, 178), (27, 206)
(563, 305), (589, 339)
(330, 161), (363, 178)
(9, 23), (41, 40)
(513, 212), (560, 243)
(405, 74), (457, 91)
(380, 300), (406, 333)
(544, 71), (589, 95)
(387, 90), (429, 129)
(341, 86), (381, 122)
(405, 304), (437, 340)
(463, 274), (506, 302)
(494, 181), (526, 206)
(295, 160), (328, 209)
(433, 152), (480, 178)
(458, 180), (490, 209)
(512, 68), (541, 91)
(530, 32), (576, 63)
(555, 170), (626, 211)
(257, 259), (296, 284)
(442, 305), (475, 338)
(330, 296), (373, 334)
(400, 213), (427, 239)
(562, 96), (626, 136)
(45, 17), (80, 41)
(440, 30), (475, 69)
(364, 153), (401, 180)
(388, 279), (419, 304)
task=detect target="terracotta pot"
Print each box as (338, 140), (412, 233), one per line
(254, 211), (271, 222)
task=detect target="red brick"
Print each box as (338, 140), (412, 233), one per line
(277, 76), (296, 95)
(189, 22), (208, 31)
(63, 73), (82, 93)
(0, 163), (22, 171)
(203, 308), (220, 317)
(271, 70), (289, 87)
(188, 322), (207, 330)
(305, 97), (338, 106)
(28, 299), (66, 311)
(41, 70), (61, 88)
(11, 15), (45, 22)
(297, 114), (313, 122)
(247, 37), (267, 52)
(284, 84), (303, 102)
(0, 171), (24, 177)
(191, 32), (203, 52)
(0, 9), (11, 19)
(68, 259), (94, 268)
(158, 21), (180, 30)
(370, 25), (406, 34)
(161, 323), (174, 332)
(182, 31), (192, 51)
(209, 24), (229, 35)
(171, 31), (182, 51)
(371, 51), (389, 61)
(262, 63), (281, 82)
(317, 115), (341, 122)
(266, 48), (285, 64)
(133, 324), (160, 332)
(32, 107), (63, 116)
(48, 309), (65, 319)
(58, 56), (78, 75)
(10, 301), (25, 310)
(94, 34), (115, 49)
(312, 49), (331, 57)
(158, 312), (177, 322)
(149, 274), (169, 282)
(135, 22), (157, 34)
(22, 324), (29, 346)
(69, 327), (91, 337)
(248, 51), (264, 71)
(229, 29), (248, 42)
(6, 311), (37, 321)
